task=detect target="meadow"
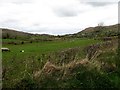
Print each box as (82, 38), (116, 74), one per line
(3, 38), (99, 61)
(2, 36), (120, 89)
(2, 38), (100, 88)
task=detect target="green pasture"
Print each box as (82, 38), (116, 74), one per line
(2, 38), (100, 87)
(2, 38), (120, 88)
(2, 38), (99, 61)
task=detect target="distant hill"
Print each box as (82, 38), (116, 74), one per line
(1, 28), (33, 40)
(73, 24), (118, 38)
(1, 24), (118, 40)
(1, 28), (58, 42)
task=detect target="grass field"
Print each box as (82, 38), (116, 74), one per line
(2, 38), (100, 88)
(2, 38), (99, 61)
(2, 38), (120, 89)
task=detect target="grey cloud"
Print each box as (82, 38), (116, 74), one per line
(0, 19), (20, 28)
(78, 0), (119, 3)
(26, 26), (47, 32)
(83, 2), (116, 7)
(0, 19), (26, 32)
(54, 7), (79, 17)
(26, 24), (79, 35)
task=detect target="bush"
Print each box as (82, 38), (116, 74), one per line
(21, 41), (24, 44)
(14, 77), (37, 89)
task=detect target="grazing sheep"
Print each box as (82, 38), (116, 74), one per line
(1, 48), (10, 52)
(20, 50), (24, 52)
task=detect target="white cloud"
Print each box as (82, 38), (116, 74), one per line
(0, 0), (118, 35)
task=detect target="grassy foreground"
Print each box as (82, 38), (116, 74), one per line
(2, 38), (99, 88)
(2, 38), (120, 89)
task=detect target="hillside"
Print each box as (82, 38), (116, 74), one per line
(72, 24), (118, 38)
(1, 24), (118, 40)
(1, 28), (33, 39)
(1, 28), (58, 44)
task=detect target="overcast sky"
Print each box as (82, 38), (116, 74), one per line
(0, 0), (119, 35)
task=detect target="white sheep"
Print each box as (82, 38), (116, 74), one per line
(1, 48), (10, 52)
(20, 50), (24, 52)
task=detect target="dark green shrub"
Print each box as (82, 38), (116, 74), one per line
(14, 77), (38, 89)
(21, 41), (24, 44)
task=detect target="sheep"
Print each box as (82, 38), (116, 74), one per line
(20, 50), (24, 52)
(1, 48), (10, 52)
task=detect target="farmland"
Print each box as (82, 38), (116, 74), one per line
(2, 38), (100, 87)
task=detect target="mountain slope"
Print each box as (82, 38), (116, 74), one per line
(1, 28), (56, 42)
(1, 24), (118, 40)
(73, 24), (118, 38)
(1, 28), (33, 39)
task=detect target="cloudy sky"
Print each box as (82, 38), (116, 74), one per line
(0, 0), (119, 35)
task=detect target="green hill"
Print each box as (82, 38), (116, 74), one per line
(74, 24), (118, 38)
(1, 28), (58, 44)
(1, 28), (33, 39)
(1, 24), (118, 40)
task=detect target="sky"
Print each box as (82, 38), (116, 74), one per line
(0, 0), (119, 35)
